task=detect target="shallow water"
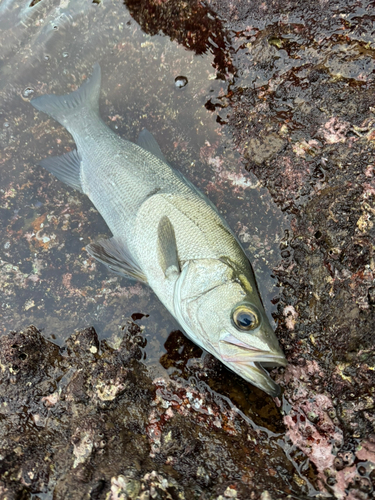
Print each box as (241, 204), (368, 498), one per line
(0, 0), (289, 373)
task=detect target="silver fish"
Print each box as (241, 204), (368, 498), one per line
(30, 64), (287, 396)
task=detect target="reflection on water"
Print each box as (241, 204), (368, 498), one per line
(0, 0), (289, 372)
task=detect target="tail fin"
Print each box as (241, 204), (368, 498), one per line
(30, 63), (101, 127)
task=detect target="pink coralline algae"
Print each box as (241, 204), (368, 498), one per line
(146, 377), (239, 457)
(279, 362), (375, 498)
(318, 117), (351, 144)
(282, 305), (298, 331)
(272, 156), (313, 205)
(292, 139), (320, 157)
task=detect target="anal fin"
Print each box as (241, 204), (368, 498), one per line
(86, 237), (147, 283)
(40, 149), (83, 192)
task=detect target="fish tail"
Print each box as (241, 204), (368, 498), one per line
(30, 63), (101, 128)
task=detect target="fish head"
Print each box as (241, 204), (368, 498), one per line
(173, 258), (287, 397)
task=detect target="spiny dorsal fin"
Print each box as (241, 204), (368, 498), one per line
(86, 237), (147, 283)
(138, 129), (222, 221)
(157, 216), (180, 280)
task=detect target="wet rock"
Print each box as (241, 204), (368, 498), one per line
(124, 0), (234, 79)
(0, 325), (61, 382)
(66, 326), (100, 360)
(244, 134), (286, 165)
(0, 324), (306, 498)
(197, 0), (375, 496)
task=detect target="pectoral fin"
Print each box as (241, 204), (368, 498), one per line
(157, 216), (180, 280)
(86, 237), (147, 283)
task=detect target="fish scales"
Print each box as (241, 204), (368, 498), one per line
(73, 115), (248, 273)
(30, 63), (287, 397)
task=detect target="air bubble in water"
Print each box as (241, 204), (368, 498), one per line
(23, 88), (35, 98)
(174, 76), (188, 89)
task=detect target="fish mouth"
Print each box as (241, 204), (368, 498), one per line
(218, 334), (287, 397)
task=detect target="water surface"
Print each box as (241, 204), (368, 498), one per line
(0, 0), (289, 375)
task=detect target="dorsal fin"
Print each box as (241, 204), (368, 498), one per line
(137, 129), (168, 163)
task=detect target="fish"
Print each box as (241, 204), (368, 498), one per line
(30, 63), (287, 397)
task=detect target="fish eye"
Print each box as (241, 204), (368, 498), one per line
(232, 305), (259, 331)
